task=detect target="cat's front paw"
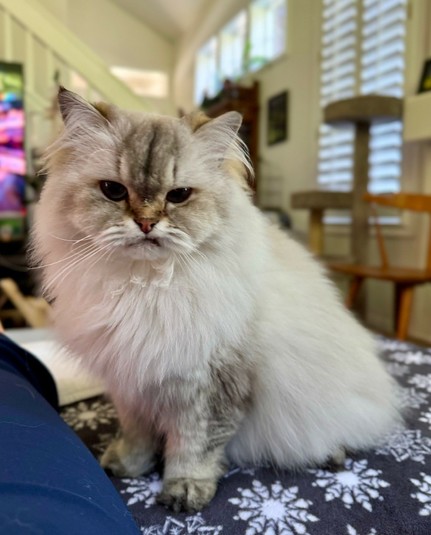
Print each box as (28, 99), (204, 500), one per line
(321, 446), (347, 472)
(157, 477), (217, 512)
(100, 437), (156, 477)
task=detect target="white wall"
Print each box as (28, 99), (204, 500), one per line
(38, 0), (176, 115)
(174, 0), (431, 343)
(174, 0), (320, 223)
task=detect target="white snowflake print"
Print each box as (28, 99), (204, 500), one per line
(411, 472), (431, 516)
(384, 361), (409, 378)
(62, 399), (117, 430)
(377, 338), (410, 352)
(419, 410), (431, 430)
(310, 459), (389, 512)
(376, 428), (431, 464)
(228, 480), (318, 534)
(141, 514), (222, 534)
(121, 473), (163, 507)
(390, 350), (431, 366)
(346, 526), (378, 535)
(397, 387), (429, 409)
(409, 373), (431, 393)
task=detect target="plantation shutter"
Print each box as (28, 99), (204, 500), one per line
(361, 0), (407, 193)
(317, 0), (407, 194)
(318, 0), (358, 191)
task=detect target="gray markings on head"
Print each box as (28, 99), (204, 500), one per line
(122, 119), (181, 201)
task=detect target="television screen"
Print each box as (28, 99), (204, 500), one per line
(0, 61), (26, 240)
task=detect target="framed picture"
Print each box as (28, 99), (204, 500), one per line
(418, 58), (431, 93)
(267, 91), (288, 146)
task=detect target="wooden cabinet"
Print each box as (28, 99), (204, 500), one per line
(201, 81), (259, 186)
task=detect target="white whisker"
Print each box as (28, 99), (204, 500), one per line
(43, 242), (111, 292)
(81, 243), (114, 279)
(48, 233), (92, 244)
(30, 241), (98, 270)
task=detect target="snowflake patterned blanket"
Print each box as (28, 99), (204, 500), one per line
(61, 338), (431, 535)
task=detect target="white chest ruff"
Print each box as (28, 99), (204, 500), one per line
(52, 265), (254, 395)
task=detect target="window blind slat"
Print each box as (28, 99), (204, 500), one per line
(323, 55), (357, 72)
(362, 47), (405, 69)
(318, 0), (406, 193)
(363, 7), (406, 35)
(361, 57), (404, 79)
(320, 147), (354, 159)
(323, 7), (356, 32)
(362, 25), (406, 52)
(363, 0), (406, 18)
(371, 121), (403, 134)
(322, 63), (355, 83)
(363, 0), (406, 8)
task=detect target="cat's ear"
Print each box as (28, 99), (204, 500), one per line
(183, 110), (242, 137)
(188, 111), (243, 161)
(187, 111), (253, 190)
(212, 111), (243, 136)
(182, 111), (212, 132)
(58, 86), (110, 128)
(192, 111), (242, 142)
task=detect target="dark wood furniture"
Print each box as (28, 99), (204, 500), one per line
(329, 193), (431, 340)
(201, 81), (259, 186)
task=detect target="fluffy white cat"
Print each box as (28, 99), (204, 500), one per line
(31, 88), (400, 512)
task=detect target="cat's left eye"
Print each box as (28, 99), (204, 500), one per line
(166, 187), (193, 204)
(99, 181), (128, 202)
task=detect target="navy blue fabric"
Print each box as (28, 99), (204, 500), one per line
(0, 335), (58, 409)
(0, 334), (140, 535)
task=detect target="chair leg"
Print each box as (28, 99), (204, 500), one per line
(0, 278), (50, 328)
(346, 276), (363, 309)
(395, 284), (414, 341)
(309, 209), (324, 255)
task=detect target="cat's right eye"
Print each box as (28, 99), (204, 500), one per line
(166, 187), (193, 204)
(99, 181), (128, 202)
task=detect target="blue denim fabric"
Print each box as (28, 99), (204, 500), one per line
(0, 334), (139, 535)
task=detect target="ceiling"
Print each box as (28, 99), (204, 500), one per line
(112, 0), (211, 41)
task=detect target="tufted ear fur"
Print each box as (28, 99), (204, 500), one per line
(193, 111), (242, 144)
(46, 87), (118, 168)
(58, 86), (110, 129)
(182, 111), (212, 132)
(185, 111), (253, 191)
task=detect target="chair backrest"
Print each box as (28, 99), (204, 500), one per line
(364, 193), (431, 213)
(364, 193), (431, 270)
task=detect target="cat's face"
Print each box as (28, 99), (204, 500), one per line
(45, 88), (251, 262)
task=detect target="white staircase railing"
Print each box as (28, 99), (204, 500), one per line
(0, 0), (152, 173)
(0, 0), (149, 112)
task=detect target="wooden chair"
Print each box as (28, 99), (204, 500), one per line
(328, 193), (431, 340)
(0, 278), (50, 327)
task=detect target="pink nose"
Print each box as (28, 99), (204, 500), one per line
(136, 220), (157, 234)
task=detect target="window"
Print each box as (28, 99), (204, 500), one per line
(220, 11), (247, 81)
(249, 0), (287, 71)
(317, 0), (407, 193)
(194, 37), (219, 107)
(318, 0), (357, 191)
(194, 1), (287, 105)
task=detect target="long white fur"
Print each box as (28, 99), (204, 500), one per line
(32, 102), (400, 469)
